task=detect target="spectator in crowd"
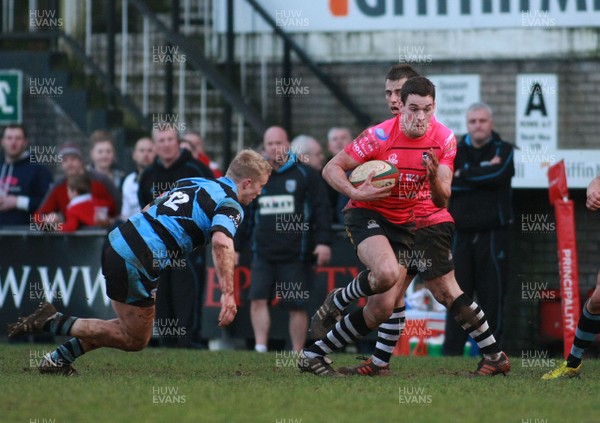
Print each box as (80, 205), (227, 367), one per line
(60, 174), (112, 232)
(36, 142), (121, 225)
(179, 139), (196, 155)
(138, 129), (213, 205)
(121, 137), (155, 220)
(291, 135), (326, 171)
(89, 130), (125, 189)
(138, 127), (214, 348)
(0, 123), (53, 226)
(443, 102), (514, 355)
(182, 131), (223, 177)
(326, 127), (353, 158)
(242, 126), (332, 352)
(325, 127), (354, 224)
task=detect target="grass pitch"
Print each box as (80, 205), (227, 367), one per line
(1, 344), (599, 423)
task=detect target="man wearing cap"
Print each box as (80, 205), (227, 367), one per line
(36, 142), (121, 226)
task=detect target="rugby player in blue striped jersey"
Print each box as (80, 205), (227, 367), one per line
(8, 149), (271, 375)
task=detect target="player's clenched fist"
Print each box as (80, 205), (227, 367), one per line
(218, 293), (237, 327)
(586, 190), (600, 211)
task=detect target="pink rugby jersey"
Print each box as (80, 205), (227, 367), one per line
(344, 114), (456, 227)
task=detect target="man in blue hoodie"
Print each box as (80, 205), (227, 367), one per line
(0, 124), (53, 226)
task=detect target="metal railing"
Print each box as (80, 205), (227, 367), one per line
(2, 1), (267, 152)
(2, 0), (370, 157)
(244, 0), (372, 129)
(128, 0), (267, 164)
(0, 29), (151, 130)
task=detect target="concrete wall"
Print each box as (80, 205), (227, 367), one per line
(249, 58), (600, 150)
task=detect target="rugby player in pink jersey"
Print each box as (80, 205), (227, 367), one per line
(325, 65), (510, 377)
(300, 75), (510, 377)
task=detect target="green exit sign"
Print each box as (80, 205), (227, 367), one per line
(0, 70), (22, 124)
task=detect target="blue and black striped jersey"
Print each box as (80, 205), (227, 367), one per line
(108, 176), (243, 280)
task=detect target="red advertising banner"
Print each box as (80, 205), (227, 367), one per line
(548, 161), (581, 358)
(548, 160), (568, 204)
(554, 200), (581, 358)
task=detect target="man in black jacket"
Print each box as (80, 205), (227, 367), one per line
(443, 102), (514, 355)
(0, 124), (53, 226)
(138, 129), (213, 206)
(246, 126), (332, 352)
(138, 128), (214, 348)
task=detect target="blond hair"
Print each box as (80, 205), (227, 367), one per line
(226, 149), (272, 182)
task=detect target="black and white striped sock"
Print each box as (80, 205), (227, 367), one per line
(372, 306), (405, 367)
(333, 270), (373, 310)
(450, 293), (501, 360)
(305, 308), (371, 357)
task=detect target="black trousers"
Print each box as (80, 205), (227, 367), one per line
(442, 227), (509, 355)
(153, 248), (205, 348)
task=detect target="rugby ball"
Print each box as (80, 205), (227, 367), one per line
(349, 160), (398, 188)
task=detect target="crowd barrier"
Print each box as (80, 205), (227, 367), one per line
(0, 227), (368, 341)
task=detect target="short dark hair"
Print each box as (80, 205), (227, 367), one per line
(1, 123), (27, 139)
(400, 76), (436, 104)
(67, 174), (91, 195)
(385, 64), (419, 82)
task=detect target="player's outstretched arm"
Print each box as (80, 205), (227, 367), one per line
(322, 151), (392, 202)
(586, 175), (600, 211)
(211, 231), (237, 327)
